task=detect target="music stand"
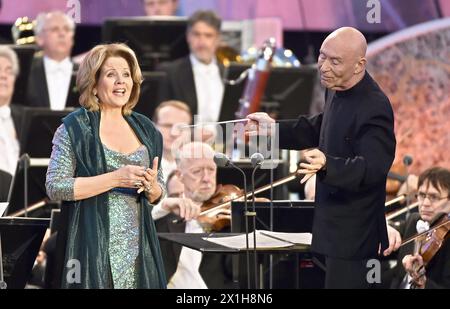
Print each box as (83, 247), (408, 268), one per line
(102, 17), (190, 71)
(230, 200), (324, 289)
(220, 64), (317, 121)
(157, 232), (311, 289)
(5, 108), (69, 217)
(133, 71), (167, 119)
(9, 44), (37, 105)
(0, 217), (50, 289)
(19, 108), (71, 158)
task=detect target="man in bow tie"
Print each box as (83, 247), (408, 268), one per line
(25, 11), (78, 110)
(388, 167), (450, 289)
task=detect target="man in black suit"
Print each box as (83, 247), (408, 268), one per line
(389, 167), (450, 289)
(158, 10), (224, 122)
(0, 170), (12, 202)
(155, 142), (233, 289)
(26, 11), (78, 110)
(247, 27), (398, 288)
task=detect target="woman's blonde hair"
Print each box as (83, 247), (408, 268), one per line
(77, 43), (142, 115)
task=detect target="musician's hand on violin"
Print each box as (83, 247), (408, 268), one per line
(403, 254), (427, 288)
(199, 208), (231, 231)
(383, 225), (402, 256)
(246, 113), (275, 136)
(298, 149), (327, 184)
(162, 197), (201, 221)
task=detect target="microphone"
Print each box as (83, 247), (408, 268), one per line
(213, 152), (252, 288)
(250, 153), (264, 288)
(250, 152), (264, 168)
(213, 152), (232, 167)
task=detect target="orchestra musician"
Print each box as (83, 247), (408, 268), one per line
(388, 167), (450, 289)
(155, 142), (234, 289)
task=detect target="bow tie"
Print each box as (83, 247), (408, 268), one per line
(47, 60), (71, 74)
(416, 220), (430, 233)
(0, 105), (11, 120)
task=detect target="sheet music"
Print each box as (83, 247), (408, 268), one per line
(0, 203), (8, 217)
(258, 230), (312, 245)
(203, 230), (312, 249)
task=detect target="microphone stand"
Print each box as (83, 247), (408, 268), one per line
(251, 163), (261, 289)
(214, 154), (252, 289)
(0, 233), (6, 289)
(20, 154), (31, 218)
(227, 161), (251, 289)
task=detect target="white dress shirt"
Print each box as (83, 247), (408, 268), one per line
(0, 105), (19, 176)
(43, 57), (73, 111)
(168, 219), (208, 289)
(190, 54), (224, 123)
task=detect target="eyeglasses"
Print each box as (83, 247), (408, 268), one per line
(416, 192), (449, 203)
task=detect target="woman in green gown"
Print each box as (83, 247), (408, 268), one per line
(46, 43), (166, 288)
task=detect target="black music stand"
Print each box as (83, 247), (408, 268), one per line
(133, 71), (167, 119)
(9, 44), (37, 105)
(157, 232), (311, 289)
(220, 64), (317, 121)
(231, 200), (324, 289)
(19, 108), (71, 158)
(5, 108), (68, 217)
(0, 217), (50, 289)
(102, 17), (189, 71)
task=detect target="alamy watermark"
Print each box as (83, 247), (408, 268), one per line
(367, 0), (381, 24)
(66, 0), (81, 24)
(66, 259), (81, 284)
(366, 259), (381, 284)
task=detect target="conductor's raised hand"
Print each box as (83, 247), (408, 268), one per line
(246, 112), (276, 136)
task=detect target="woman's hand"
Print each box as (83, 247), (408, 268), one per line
(141, 157), (163, 203)
(113, 164), (147, 188)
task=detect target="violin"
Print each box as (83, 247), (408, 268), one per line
(197, 184), (243, 232)
(401, 212), (450, 266)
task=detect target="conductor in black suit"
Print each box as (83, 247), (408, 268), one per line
(247, 27), (399, 288)
(157, 10), (224, 122)
(26, 11), (78, 110)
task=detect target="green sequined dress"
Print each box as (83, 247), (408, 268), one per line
(46, 124), (165, 289)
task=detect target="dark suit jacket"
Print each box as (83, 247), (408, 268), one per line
(155, 213), (234, 289)
(0, 169), (12, 202)
(390, 213), (450, 289)
(278, 72), (396, 259)
(157, 56), (224, 116)
(25, 56), (79, 109)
